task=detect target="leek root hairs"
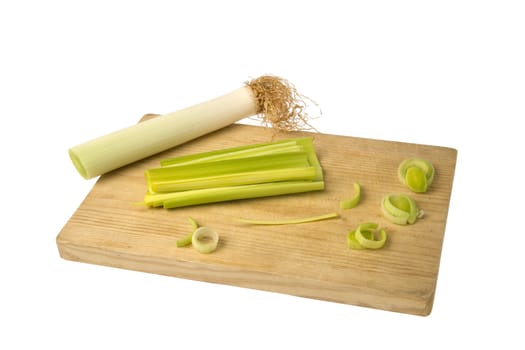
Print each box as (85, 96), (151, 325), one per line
(247, 75), (319, 132)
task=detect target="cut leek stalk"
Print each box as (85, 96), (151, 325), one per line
(340, 182), (361, 209)
(143, 137), (324, 209)
(398, 158), (435, 193)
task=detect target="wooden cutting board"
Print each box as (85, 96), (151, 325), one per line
(57, 122), (457, 316)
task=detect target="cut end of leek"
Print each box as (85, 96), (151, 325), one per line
(68, 148), (89, 180)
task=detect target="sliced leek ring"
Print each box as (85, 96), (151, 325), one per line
(398, 158), (435, 193)
(347, 223), (387, 250)
(381, 194), (421, 225)
(192, 227), (219, 254)
(355, 224), (387, 249)
(340, 182), (361, 209)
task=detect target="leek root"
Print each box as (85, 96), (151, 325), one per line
(69, 75), (317, 179)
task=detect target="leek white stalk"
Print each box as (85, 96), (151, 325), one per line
(69, 75), (315, 179)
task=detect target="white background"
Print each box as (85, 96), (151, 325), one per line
(1, 1), (524, 349)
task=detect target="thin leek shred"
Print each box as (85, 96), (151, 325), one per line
(176, 217), (199, 247)
(340, 182), (361, 209)
(347, 223), (387, 250)
(398, 158), (435, 193)
(236, 212), (339, 225)
(143, 137), (324, 209)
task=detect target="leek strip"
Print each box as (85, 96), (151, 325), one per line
(143, 137), (324, 209)
(236, 212), (339, 225)
(150, 152), (311, 182)
(152, 167), (318, 193)
(176, 217), (199, 247)
(176, 234), (193, 247)
(69, 76), (318, 179)
(146, 151), (314, 193)
(192, 227), (219, 254)
(187, 217), (199, 230)
(160, 139), (306, 167)
(153, 181), (324, 209)
(340, 182), (361, 209)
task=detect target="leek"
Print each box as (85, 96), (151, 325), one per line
(398, 158), (435, 193)
(143, 137), (325, 209)
(340, 182), (361, 209)
(176, 217), (199, 247)
(69, 75), (317, 179)
(380, 194), (423, 225)
(191, 227), (219, 254)
(236, 212), (339, 225)
(347, 223), (387, 250)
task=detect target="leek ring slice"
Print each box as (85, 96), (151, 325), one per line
(340, 182), (361, 209)
(192, 227), (219, 253)
(398, 158), (435, 193)
(347, 223), (387, 250)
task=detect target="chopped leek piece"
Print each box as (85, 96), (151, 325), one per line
(236, 212), (339, 225)
(176, 217), (200, 247)
(143, 137), (324, 209)
(355, 223), (387, 249)
(176, 234), (193, 247)
(340, 182), (361, 209)
(347, 223), (387, 250)
(187, 217), (199, 230)
(381, 194), (421, 225)
(398, 158), (435, 193)
(192, 227), (219, 254)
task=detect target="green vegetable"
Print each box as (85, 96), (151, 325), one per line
(176, 217), (199, 247)
(192, 227), (219, 254)
(236, 212), (339, 225)
(398, 158), (435, 193)
(143, 137), (324, 209)
(381, 194), (422, 225)
(340, 182), (361, 209)
(68, 75), (316, 180)
(347, 223), (387, 250)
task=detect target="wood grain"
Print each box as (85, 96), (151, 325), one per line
(57, 123), (457, 316)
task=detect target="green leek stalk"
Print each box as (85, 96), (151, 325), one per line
(69, 75), (314, 179)
(143, 137), (324, 209)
